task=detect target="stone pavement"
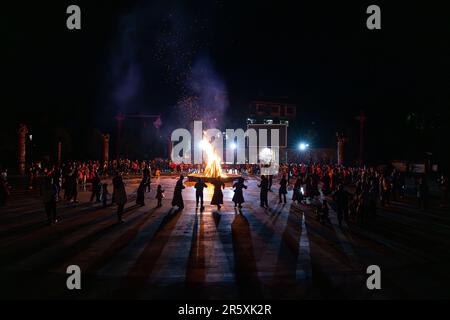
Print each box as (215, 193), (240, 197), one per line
(0, 176), (449, 299)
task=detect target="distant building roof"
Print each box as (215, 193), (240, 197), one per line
(249, 100), (296, 119)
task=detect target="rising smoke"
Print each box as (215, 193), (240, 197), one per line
(104, 0), (229, 133)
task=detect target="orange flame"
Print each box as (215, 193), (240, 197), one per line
(200, 139), (225, 178)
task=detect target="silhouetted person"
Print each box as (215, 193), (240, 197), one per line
(112, 171), (120, 203)
(156, 184), (164, 207)
(194, 178), (208, 210)
(416, 177), (429, 211)
(380, 175), (391, 207)
(391, 170), (400, 201)
(258, 175), (269, 208)
(316, 199), (330, 224)
(65, 171), (78, 203)
(114, 176), (127, 223)
(101, 183), (109, 207)
(292, 177), (303, 204)
(136, 180), (145, 206)
(279, 174), (287, 204)
(90, 173), (101, 202)
(52, 167), (61, 201)
(142, 165), (151, 192)
(322, 173), (331, 195)
(211, 177), (225, 210)
(232, 177), (247, 209)
(0, 175), (9, 207)
(333, 184), (350, 227)
(41, 177), (57, 225)
(368, 180), (377, 217)
(172, 175), (185, 210)
(438, 174), (449, 208)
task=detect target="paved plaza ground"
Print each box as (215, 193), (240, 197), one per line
(1, 176), (449, 299)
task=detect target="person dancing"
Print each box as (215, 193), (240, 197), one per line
(232, 177), (247, 209)
(211, 176), (225, 210)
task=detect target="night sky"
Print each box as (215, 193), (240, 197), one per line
(2, 1), (450, 166)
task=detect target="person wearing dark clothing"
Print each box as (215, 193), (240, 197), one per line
(112, 172), (121, 204)
(305, 176), (312, 200)
(211, 177), (225, 210)
(41, 177), (57, 225)
(136, 180), (145, 206)
(292, 178), (303, 204)
(310, 174), (320, 199)
(0, 175), (9, 207)
(268, 175), (273, 191)
(28, 166), (35, 190)
(416, 177), (429, 211)
(142, 166), (151, 192)
(114, 176), (127, 223)
(101, 183), (109, 207)
(194, 179), (208, 210)
(398, 172), (406, 199)
(258, 175), (269, 208)
(90, 173), (101, 202)
(279, 175), (288, 204)
(53, 168), (62, 201)
(63, 172), (70, 201)
(156, 184), (165, 207)
(438, 174), (449, 208)
(368, 181), (378, 217)
(172, 175), (185, 209)
(232, 177), (247, 208)
(391, 170), (400, 201)
(380, 176), (391, 207)
(322, 173), (331, 195)
(66, 172), (78, 203)
(316, 200), (330, 224)
(332, 184), (351, 227)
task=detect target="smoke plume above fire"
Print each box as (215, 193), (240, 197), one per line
(103, 1), (229, 128)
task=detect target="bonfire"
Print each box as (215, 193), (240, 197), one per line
(200, 139), (225, 178)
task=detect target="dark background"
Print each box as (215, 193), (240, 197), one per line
(2, 1), (450, 169)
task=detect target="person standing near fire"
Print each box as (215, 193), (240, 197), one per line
(232, 177), (247, 209)
(211, 176), (225, 210)
(194, 178), (208, 211)
(172, 175), (185, 210)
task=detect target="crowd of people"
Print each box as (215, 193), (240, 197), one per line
(283, 164), (448, 226)
(0, 160), (448, 228)
(24, 159), (266, 189)
(150, 162), (449, 229)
